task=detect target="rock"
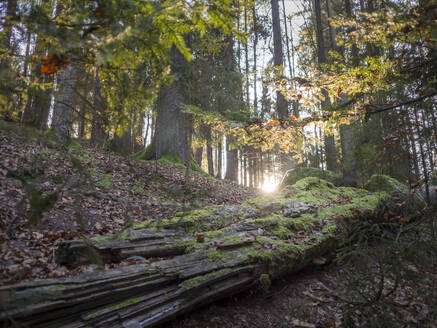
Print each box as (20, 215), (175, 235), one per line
(283, 201), (311, 218)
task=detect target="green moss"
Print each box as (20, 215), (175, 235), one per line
(68, 139), (85, 151)
(364, 174), (408, 193)
(84, 296), (144, 320)
(0, 121), (45, 140)
(25, 184), (58, 226)
(130, 184), (150, 195)
(158, 206), (242, 233)
(190, 158), (215, 180)
(133, 144), (155, 161)
(282, 167), (342, 187)
(90, 169), (113, 189)
(11, 284), (64, 305)
(96, 174), (112, 188)
(181, 268), (236, 289)
(156, 153), (214, 180)
(259, 274), (271, 291)
(108, 296), (143, 312)
(89, 234), (114, 243)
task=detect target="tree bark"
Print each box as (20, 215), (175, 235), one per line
(217, 140), (223, 179)
(252, 5), (258, 113)
(222, 34), (241, 182)
(270, 0), (288, 119)
(91, 75), (106, 146)
(225, 137), (238, 181)
(194, 147), (203, 167)
(207, 144), (214, 176)
(313, 0), (338, 172)
(154, 46), (192, 165)
(52, 63), (78, 144)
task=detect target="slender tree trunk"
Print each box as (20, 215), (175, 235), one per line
(217, 140), (223, 179)
(414, 107), (430, 202)
(270, 0), (288, 119)
(313, 0), (338, 172)
(344, 0), (359, 66)
(282, 0), (293, 79)
(194, 147), (203, 167)
(52, 63), (78, 144)
(91, 75), (106, 146)
(225, 137), (238, 181)
(78, 107), (86, 138)
(223, 34), (240, 182)
(207, 144), (214, 176)
(244, 5), (249, 106)
(406, 113), (420, 180)
(252, 5), (258, 113)
(144, 113), (150, 146)
(135, 109), (145, 151)
(22, 34), (53, 129)
(421, 108), (434, 172)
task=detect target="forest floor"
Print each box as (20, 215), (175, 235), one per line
(0, 121), (254, 284)
(0, 121), (435, 327)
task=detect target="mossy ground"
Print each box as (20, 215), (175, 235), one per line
(364, 174), (409, 193)
(281, 167), (342, 187)
(99, 176), (390, 281)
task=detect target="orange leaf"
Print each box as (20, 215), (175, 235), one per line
(41, 55), (70, 75)
(266, 120), (280, 126)
(290, 115), (297, 121)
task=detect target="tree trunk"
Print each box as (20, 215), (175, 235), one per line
(194, 147), (203, 167)
(225, 137), (238, 181)
(52, 63), (78, 144)
(217, 140), (223, 179)
(135, 109), (145, 152)
(339, 124), (357, 185)
(22, 34), (53, 129)
(91, 75), (106, 147)
(270, 0), (288, 119)
(313, 0), (338, 172)
(252, 5), (258, 113)
(244, 5), (250, 106)
(154, 46), (192, 165)
(207, 144), (214, 176)
(222, 34), (241, 182)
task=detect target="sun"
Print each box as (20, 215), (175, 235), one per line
(261, 180), (278, 193)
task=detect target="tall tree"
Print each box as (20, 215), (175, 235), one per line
(338, 0), (358, 184)
(313, 0), (338, 172)
(270, 0), (288, 119)
(51, 63), (78, 144)
(154, 46), (192, 165)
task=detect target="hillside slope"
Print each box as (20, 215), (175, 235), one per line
(0, 122), (254, 285)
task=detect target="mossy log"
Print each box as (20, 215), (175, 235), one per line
(0, 178), (390, 328)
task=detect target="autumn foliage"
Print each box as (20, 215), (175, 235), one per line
(41, 55), (71, 75)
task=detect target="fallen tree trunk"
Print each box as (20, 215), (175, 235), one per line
(1, 178), (390, 328)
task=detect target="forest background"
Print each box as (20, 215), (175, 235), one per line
(0, 0), (436, 195)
